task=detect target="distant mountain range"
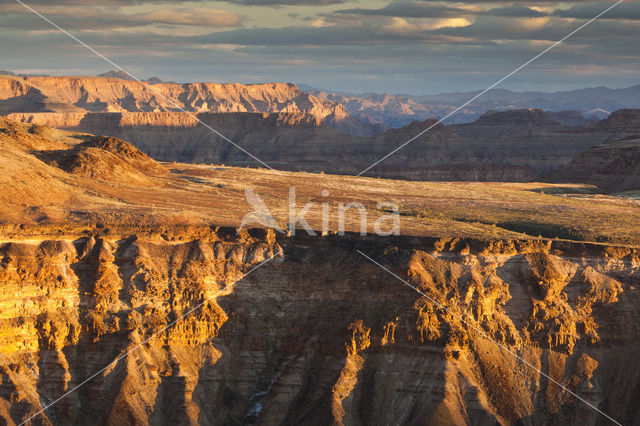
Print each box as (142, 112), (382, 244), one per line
(4, 70), (638, 131)
(97, 70), (164, 85)
(305, 85), (640, 129)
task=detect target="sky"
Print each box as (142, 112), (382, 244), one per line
(0, 0), (638, 94)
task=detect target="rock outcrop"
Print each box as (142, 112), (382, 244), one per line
(546, 136), (640, 191)
(10, 108), (638, 182)
(592, 109), (640, 134)
(3, 115), (640, 246)
(0, 116), (639, 424)
(53, 136), (167, 183)
(5, 74), (640, 183)
(0, 232), (638, 425)
(4, 76), (640, 185)
(0, 75), (373, 136)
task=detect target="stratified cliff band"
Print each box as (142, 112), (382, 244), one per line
(0, 232), (638, 425)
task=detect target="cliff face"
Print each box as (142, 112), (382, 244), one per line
(5, 77), (640, 186)
(8, 108), (633, 181)
(595, 109), (640, 131)
(546, 137), (640, 191)
(0, 76), (373, 136)
(6, 76), (640, 182)
(543, 110), (640, 191)
(0, 232), (639, 425)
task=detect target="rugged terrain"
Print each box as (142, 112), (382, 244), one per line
(0, 75), (371, 136)
(5, 75), (640, 188)
(8, 108), (640, 186)
(2, 116), (640, 244)
(1, 230), (639, 425)
(309, 84), (640, 128)
(547, 136), (640, 192)
(0, 117), (639, 425)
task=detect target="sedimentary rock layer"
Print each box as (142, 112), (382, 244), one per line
(547, 137), (640, 192)
(0, 75), (371, 136)
(9, 108), (638, 182)
(0, 231), (638, 425)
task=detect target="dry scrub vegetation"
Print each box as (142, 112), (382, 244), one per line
(1, 117), (639, 246)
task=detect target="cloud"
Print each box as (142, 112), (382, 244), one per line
(216, 0), (347, 5)
(1, 23), (638, 94)
(411, 0), (614, 3)
(1, 0), (639, 94)
(554, 2), (640, 20)
(188, 23), (453, 46)
(0, 6), (242, 30)
(309, 18), (335, 28)
(0, 0), (199, 4)
(335, 2), (470, 18)
(135, 8), (242, 26)
(383, 16), (471, 33)
(482, 5), (546, 18)
(435, 14), (640, 42)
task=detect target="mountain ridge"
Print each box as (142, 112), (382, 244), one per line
(0, 75), (376, 136)
(98, 70), (164, 85)
(309, 84), (640, 128)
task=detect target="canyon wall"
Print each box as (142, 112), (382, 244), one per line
(7, 109), (634, 182)
(4, 76), (640, 187)
(547, 137), (640, 192)
(0, 76), (373, 136)
(0, 231), (639, 425)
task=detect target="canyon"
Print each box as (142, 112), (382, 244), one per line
(1, 231), (639, 425)
(7, 108), (640, 187)
(3, 75), (640, 190)
(0, 75), (372, 136)
(0, 117), (639, 425)
(547, 136), (640, 192)
(2, 116), (640, 244)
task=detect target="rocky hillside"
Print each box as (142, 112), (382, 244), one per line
(0, 75), (373, 136)
(8, 108), (638, 183)
(593, 108), (640, 131)
(53, 135), (167, 184)
(547, 136), (640, 192)
(544, 110), (640, 191)
(0, 231), (638, 425)
(4, 75), (640, 185)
